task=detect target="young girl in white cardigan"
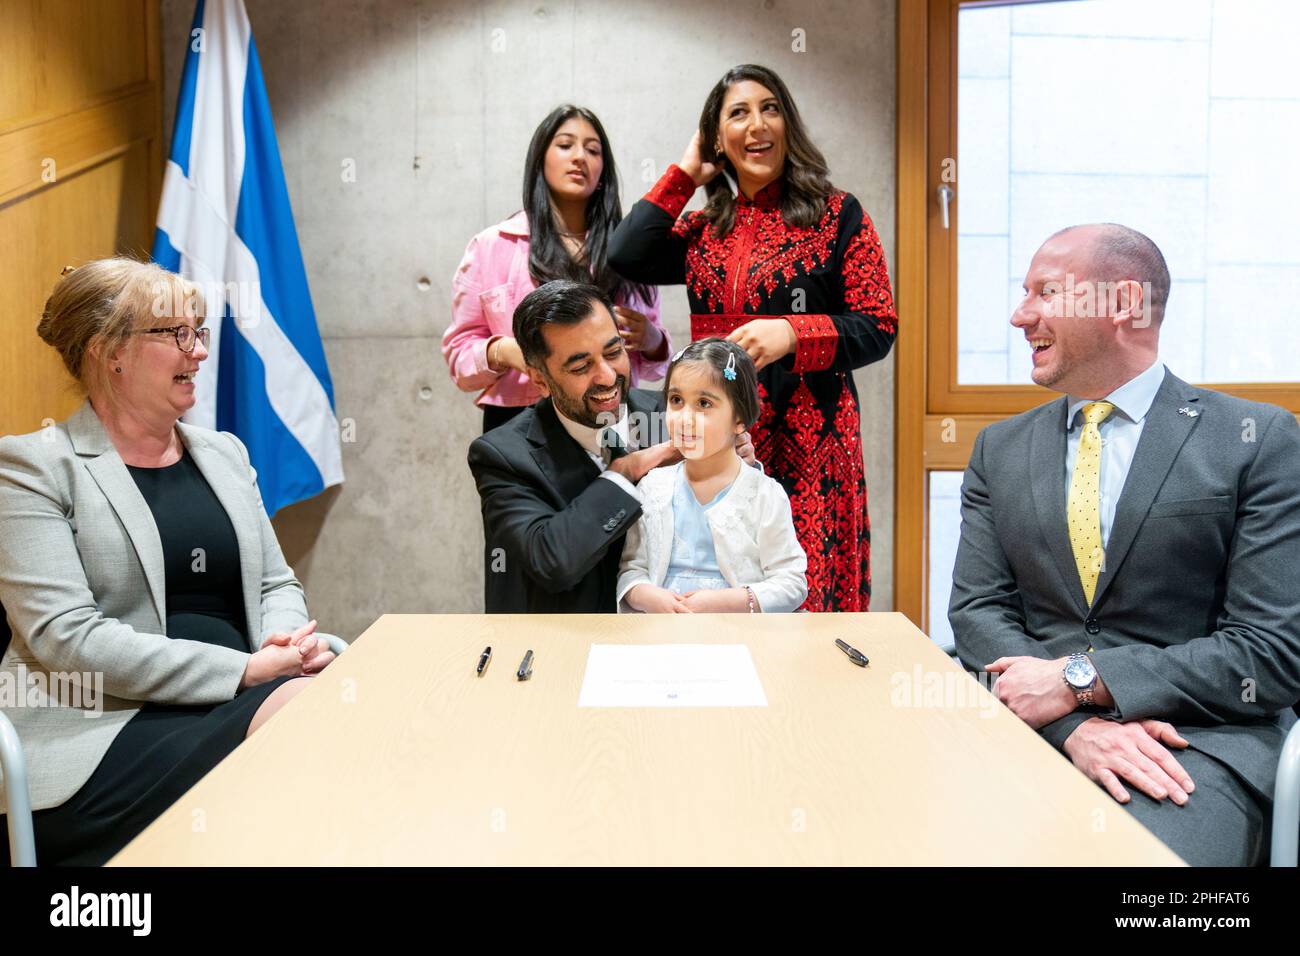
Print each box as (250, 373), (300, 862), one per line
(617, 339), (808, 613)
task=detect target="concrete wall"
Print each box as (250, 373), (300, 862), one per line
(161, 0), (897, 640)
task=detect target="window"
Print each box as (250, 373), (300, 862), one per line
(956, 0), (1300, 386)
(895, 0), (1300, 634)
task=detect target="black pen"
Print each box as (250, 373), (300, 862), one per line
(476, 646), (492, 677)
(517, 649), (534, 681)
(835, 638), (869, 667)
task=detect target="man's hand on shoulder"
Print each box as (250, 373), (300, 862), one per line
(606, 430), (758, 485)
(735, 430), (758, 468)
(607, 441), (682, 484)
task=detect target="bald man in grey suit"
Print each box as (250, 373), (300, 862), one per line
(950, 224), (1300, 866)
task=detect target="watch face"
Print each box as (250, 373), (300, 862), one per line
(1065, 656), (1096, 688)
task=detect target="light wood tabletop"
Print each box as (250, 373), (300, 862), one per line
(110, 612), (1184, 866)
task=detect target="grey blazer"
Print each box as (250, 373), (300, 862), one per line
(0, 400), (311, 812)
(950, 369), (1300, 801)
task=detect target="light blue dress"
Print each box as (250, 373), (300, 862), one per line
(662, 467), (737, 595)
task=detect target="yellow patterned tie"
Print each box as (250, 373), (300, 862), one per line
(1068, 401), (1115, 606)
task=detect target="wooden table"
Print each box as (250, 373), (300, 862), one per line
(111, 613), (1183, 865)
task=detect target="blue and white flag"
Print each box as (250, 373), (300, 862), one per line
(152, 0), (343, 515)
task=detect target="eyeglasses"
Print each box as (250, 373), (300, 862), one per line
(133, 325), (211, 353)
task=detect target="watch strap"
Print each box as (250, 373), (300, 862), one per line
(1063, 653), (1097, 707)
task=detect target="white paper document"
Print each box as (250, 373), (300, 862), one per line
(577, 644), (769, 708)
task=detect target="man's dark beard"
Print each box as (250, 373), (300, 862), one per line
(543, 369), (628, 428)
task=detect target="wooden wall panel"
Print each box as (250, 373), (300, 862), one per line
(0, 0), (162, 435)
(0, 141), (154, 430)
(0, 1), (151, 125)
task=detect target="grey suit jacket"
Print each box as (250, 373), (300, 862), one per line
(950, 369), (1300, 801)
(0, 400), (310, 812)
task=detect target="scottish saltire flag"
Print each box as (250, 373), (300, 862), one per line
(152, 0), (343, 515)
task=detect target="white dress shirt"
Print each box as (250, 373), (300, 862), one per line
(1064, 360), (1166, 548)
(554, 404), (640, 500)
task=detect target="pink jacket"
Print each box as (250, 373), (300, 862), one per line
(443, 211), (669, 407)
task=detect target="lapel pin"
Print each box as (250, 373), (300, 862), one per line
(1177, 407), (1199, 418)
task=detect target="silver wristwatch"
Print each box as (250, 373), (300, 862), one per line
(1062, 653), (1098, 706)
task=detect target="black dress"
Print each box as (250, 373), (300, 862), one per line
(6, 449), (291, 866)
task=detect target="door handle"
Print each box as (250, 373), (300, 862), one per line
(937, 184), (954, 230)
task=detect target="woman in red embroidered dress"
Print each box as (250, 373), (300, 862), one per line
(608, 64), (896, 612)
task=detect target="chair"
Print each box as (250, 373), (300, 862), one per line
(0, 711), (36, 867)
(1272, 718), (1300, 867)
(0, 606), (36, 866)
(321, 633), (348, 656)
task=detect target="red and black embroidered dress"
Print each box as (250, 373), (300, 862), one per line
(609, 164), (897, 611)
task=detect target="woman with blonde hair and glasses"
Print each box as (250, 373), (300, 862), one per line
(0, 257), (334, 865)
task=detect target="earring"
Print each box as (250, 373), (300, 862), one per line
(114, 366), (123, 374)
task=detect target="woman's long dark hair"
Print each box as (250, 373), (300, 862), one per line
(697, 64), (834, 238)
(521, 105), (652, 306)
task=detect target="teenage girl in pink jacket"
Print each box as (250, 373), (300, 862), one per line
(443, 105), (671, 432)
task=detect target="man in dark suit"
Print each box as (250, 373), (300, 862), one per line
(468, 280), (751, 614)
(950, 223), (1300, 865)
